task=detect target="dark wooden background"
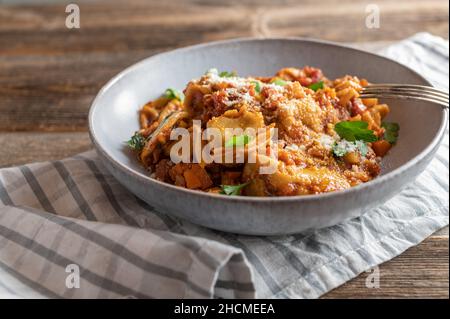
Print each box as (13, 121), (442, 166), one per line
(0, 0), (448, 298)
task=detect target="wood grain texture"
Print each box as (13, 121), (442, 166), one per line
(0, 132), (91, 167)
(0, 0), (448, 131)
(323, 234), (449, 298)
(0, 0), (448, 298)
(0, 51), (154, 131)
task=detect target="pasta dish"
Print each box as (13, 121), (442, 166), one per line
(127, 67), (399, 196)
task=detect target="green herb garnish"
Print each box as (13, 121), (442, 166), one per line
(225, 135), (252, 148)
(252, 81), (262, 93)
(163, 88), (184, 102)
(308, 81), (324, 91)
(271, 78), (288, 86)
(220, 182), (250, 196)
(334, 121), (378, 142)
(219, 71), (237, 78)
(382, 122), (400, 144)
(127, 132), (146, 151)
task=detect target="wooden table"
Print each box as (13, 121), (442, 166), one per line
(1, 0), (448, 298)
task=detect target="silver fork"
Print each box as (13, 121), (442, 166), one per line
(360, 84), (449, 109)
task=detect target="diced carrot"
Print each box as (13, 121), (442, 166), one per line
(183, 165), (213, 190)
(343, 152), (360, 165)
(360, 79), (369, 86)
(183, 170), (202, 189)
(372, 140), (392, 157)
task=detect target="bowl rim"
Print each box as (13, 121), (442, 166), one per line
(89, 36), (449, 203)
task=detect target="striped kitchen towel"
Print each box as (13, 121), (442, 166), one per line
(0, 33), (448, 299)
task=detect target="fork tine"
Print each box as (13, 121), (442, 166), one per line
(366, 84), (447, 95)
(362, 86), (449, 99)
(360, 84), (449, 109)
(361, 89), (449, 103)
(360, 93), (449, 108)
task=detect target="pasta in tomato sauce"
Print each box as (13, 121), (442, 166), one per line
(127, 66), (398, 196)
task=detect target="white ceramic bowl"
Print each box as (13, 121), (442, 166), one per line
(89, 38), (448, 235)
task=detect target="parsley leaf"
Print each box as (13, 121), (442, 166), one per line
(127, 132), (146, 151)
(225, 135), (252, 148)
(334, 121), (378, 142)
(219, 182), (250, 196)
(382, 122), (400, 144)
(219, 71), (237, 77)
(271, 78), (288, 86)
(308, 81), (324, 91)
(252, 81), (262, 93)
(163, 88), (184, 102)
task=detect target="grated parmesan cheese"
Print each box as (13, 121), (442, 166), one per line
(204, 68), (248, 87)
(285, 143), (306, 152)
(318, 134), (336, 150)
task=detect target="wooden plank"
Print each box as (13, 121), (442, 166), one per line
(0, 1), (253, 55)
(265, 1), (448, 42)
(0, 0), (447, 55)
(0, 51), (158, 131)
(435, 227), (448, 236)
(0, 132), (91, 167)
(0, 0), (448, 131)
(323, 234), (449, 298)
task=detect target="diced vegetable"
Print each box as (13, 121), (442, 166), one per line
(372, 140), (392, 157)
(183, 165), (213, 189)
(343, 151), (360, 165)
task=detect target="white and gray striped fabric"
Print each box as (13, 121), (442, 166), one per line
(0, 33), (448, 299)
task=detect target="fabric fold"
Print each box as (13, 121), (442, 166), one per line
(0, 32), (448, 299)
(0, 205), (255, 298)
